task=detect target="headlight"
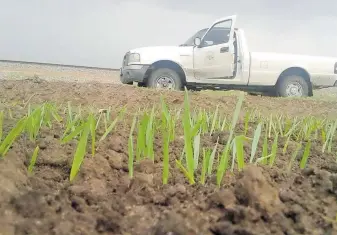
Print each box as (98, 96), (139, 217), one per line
(128, 53), (140, 64)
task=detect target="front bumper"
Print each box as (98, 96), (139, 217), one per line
(120, 64), (150, 84)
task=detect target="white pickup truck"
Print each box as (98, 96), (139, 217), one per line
(119, 15), (337, 97)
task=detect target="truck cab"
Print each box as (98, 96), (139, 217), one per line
(120, 15), (337, 97)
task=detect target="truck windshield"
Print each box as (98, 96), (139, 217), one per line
(180, 27), (230, 47)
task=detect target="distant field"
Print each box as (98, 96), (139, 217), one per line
(0, 61), (120, 84)
(1, 61), (337, 101)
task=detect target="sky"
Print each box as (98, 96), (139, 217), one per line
(0, 0), (337, 68)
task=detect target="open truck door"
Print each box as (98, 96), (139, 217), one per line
(193, 15), (237, 80)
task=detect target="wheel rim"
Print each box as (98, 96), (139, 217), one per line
(285, 82), (303, 97)
(155, 76), (176, 90)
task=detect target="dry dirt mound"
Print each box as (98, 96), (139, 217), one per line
(0, 80), (336, 235)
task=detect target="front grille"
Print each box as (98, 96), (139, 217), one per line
(123, 52), (130, 67)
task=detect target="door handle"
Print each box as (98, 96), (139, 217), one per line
(220, 47), (229, 53)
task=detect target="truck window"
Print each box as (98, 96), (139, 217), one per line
(180, 20), (232, 47)
(180, 28), (208, 47)
(201, 20), (232, 46)
(202, 27), (230, 46)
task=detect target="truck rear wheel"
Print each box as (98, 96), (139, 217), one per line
(276, 75), (309, 97)
(147, 68), (182, 91)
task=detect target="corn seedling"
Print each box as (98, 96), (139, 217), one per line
(204, 137), (219, 177)
(234, 135), (247, 171)
(268, 133), (279, 167)
(28, 146), (40, 174)
(161, 96), (172, 184)
(128, 115), (137, 179)
(300, 140), (312, 169)
(249, 122), (262, 163)
(0, 116), (27, 158)
(200, 148), (211, 185)
(69, 122), (90, 181)
(286, 142), (302, 172)
(216, 92), (244, 187)
(210, 105), (219, 136)
(178, 88), (197, 184)
(136, 110), (148, 161)
(261, 124), (269, 165)
(99, 106), (126, 142)
(60, 111), (97, 181)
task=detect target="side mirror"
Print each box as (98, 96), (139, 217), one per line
(194, 37), (201, 46)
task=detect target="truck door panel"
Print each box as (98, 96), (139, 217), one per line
(193, 15), (236, 80)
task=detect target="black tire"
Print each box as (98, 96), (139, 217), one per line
(147, 68), (182, 91)
(276, 75), (309, 97)
(247, 92), (260, 96)
(137, 82), (146, 87)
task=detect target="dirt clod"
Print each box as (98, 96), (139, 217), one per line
(234, 165), (282, 214)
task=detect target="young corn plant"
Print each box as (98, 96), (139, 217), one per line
(286, 142), (302, 172)
(61, 112), (97, 181)
(25, 103), (62, 142)
(135, 110), (148, 162)
(200, 148), (212, 185)
(233, 135), (249, 171)
(216, 92), (245, 187)
(69, 122), (90, 181)
(28, 146), (40, 174)
(128, 115), (138, 179)
(176, 88), (206, 185)
(134, 106), (156, 162)
(0, 103), (61, 159)
(206, 137), (219, 177)
(0, 116), (27, 158)
(249, 122), (263, 164)
(99, 106), (126, 142)
(146, 106), (156, 161)
(300, 139), (312, 169)
(160, 96), (172, 184)
(268, 133), (279, 167)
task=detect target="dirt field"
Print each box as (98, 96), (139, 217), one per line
(1, 76), (337, 235)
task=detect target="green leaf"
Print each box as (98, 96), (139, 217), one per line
(235, 135), (245, 171)
(70, 123), (90, 181)
(216, 92), (244, 187)
(176, 160), (195, 185)
(28, 146), (40, 174)
(300, 140), (312, 169)
(128, 116), (137, 178)
(0, 117), (27, 158)
(99, 107), (126, 142)
(249, 122), (262, 163)
(207, 138), (219, 175)
(269, 133), (279, 167)
(182, 87), (195, 184)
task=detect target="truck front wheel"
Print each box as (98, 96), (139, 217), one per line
(147, 68), (182, 91)
(276, 75), (309, 97)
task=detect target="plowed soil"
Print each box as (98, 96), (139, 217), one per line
(1, 79), (337, 235)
